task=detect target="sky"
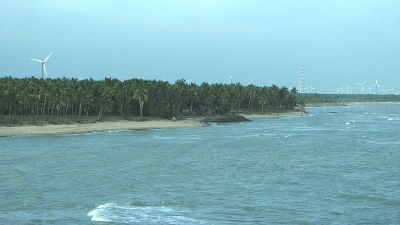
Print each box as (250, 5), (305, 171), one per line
(1, 0), (399, 94)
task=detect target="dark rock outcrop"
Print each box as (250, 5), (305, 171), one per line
(200, 115), (250, 123)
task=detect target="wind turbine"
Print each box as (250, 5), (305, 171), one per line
(372, 79), (381, 95)
(309, 85), (315, 93)
(30, 53), (52, 79)
(345, 83), (351, 94)
(185, 78), (194, 84)
(356, 81), (366, 94)
(367, 84), (373, 94)
(229, 75), (233, 84)
(341, 86), (345, 94)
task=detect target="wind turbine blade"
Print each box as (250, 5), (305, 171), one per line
(44, 52), (52, 62)
(43, 65), (48, 77)
(30, 58), (43, 63)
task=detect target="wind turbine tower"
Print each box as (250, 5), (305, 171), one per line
(30, 53), (52, 79)
(372, 79), (381, 95)
(357, 81), (366, 94)
(299, 65), (306, 93)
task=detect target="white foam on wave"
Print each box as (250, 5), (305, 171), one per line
(152, 135), (174, 140)
(153, 134), (203, 141)
(107, 130), (124, 133)
(87, 204), (112, 222)
(208, 122), (224, 127)
(87, 202), (203, 224)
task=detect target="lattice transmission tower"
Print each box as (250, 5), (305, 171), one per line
(299, 65), (306, 93)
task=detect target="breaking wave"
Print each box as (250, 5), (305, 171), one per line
(87, 203), (204, 224)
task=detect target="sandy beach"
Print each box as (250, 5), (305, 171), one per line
(0, 118), (205, 137)
(0, 111), (306, 137)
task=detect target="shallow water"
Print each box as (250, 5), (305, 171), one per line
(1, 104), (399, 224)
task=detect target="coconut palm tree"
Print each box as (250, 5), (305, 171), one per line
(131, 79), (148, 117)
(232, 83), (245, 112)
(172, 79), (187, 111)
(0, 76), (301, 120)
(246, 83), (258, 112)
(94, 79), (114, 119)
(199, 82), (215, 113)
(278, 86), (289, 110)
(258, 86), (269, 113)
(3, 77), (19, 118)
(187, 83), (199, 114)
(268, 85), (279, 111)
(288, 87), (298, 109)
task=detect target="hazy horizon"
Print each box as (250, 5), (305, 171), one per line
(1, 0), (399, 94)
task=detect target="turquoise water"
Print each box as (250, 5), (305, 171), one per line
(1, 104), (399, 224)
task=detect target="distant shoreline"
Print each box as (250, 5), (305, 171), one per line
(0, 111), (306, 137)
(306, 101), (400, 107)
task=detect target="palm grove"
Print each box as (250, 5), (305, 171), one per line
(0, 76), (300, 120)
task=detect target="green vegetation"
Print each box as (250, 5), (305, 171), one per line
(298, 93), (400, 105)
(0, 76), (299, 124)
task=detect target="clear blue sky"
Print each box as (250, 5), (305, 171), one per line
(1, 0), (399, 94)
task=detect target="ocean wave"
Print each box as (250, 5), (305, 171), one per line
(152, 134), (203, 141)
(87, 202), (204, 224)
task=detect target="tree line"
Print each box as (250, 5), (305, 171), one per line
(298, 93), (400, 105)
(0, 76), (299, 119)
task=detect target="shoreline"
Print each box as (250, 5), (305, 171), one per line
(240, 111), (307, 119)
(0, 118), (206, 137)
(0, 111), (305, 137)
(306, 101), (400, 107)
(3, 101), (397, 137)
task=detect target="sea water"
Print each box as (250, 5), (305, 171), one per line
(0, 104), (399, 224)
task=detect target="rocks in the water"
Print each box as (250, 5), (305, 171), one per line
(200, 115), (250, 123)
